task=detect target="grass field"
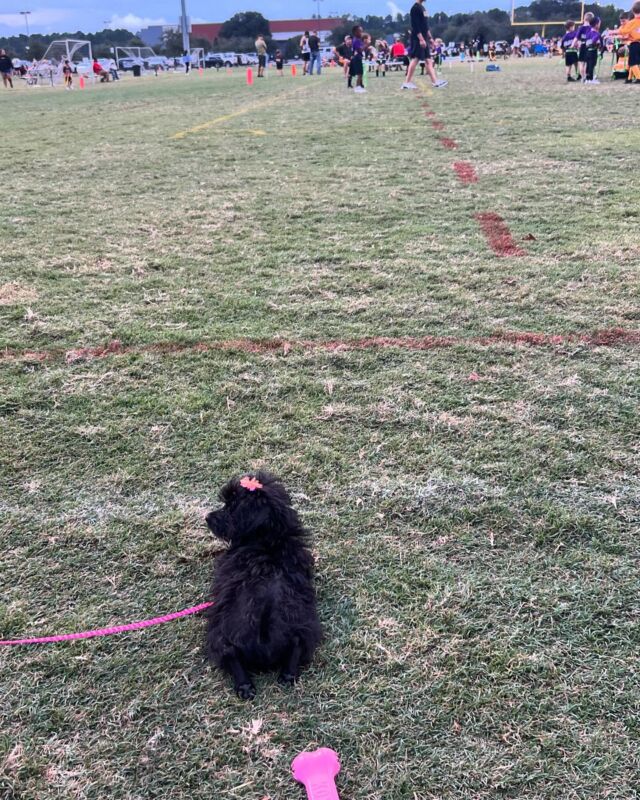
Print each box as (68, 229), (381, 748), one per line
(1, 59), (639, 800)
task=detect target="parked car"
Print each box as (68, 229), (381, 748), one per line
(118, 57), (143, 71)
(146, 56), (171, 70)
(205, 54), (224, 69)
(220, 52), (238, 67)
(75, 58), (94, 75)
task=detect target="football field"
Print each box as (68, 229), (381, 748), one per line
(1, 60), (639, 799)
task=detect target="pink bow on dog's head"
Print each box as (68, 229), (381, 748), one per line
(240, 476), (263, 492)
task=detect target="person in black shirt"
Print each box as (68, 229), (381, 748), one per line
(0, 50), (14, 89)
(334, 36), (353, 84)
(402, 0), (448, 89)
(308, 31), (322, 75)
(274, 49), (284, 76)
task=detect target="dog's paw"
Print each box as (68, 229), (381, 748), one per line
(235, 682), (256, 701)
(278, 672), (297, 687)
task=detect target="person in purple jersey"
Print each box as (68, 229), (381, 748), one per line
(561, 21), (581, 81)
(571, 11), (595, 81)
(584, 17), (603, 83)
(350, 24), (366, 93)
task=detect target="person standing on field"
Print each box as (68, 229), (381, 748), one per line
(300, 31), (311, 74)
(402, 0), (448, 89)
(255, 35), (268, 77)
(308, 30), (322, 75)
(0, 50), (14, 89)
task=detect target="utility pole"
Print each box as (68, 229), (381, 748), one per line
(180, 0), (190, 53)
(20, 10), (31, 37)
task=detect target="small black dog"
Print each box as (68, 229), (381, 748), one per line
(205, 472), (322, 699)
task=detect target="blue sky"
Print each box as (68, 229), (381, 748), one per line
(0, 0), (510, 37)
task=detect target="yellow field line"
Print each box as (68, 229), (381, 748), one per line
(170, 87), (306, 140)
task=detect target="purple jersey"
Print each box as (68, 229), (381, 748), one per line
(561, 30), (577, 49)
(575, 24), (591, 43)
(585, 27), (601, 48)
(352, 36), (364, 54)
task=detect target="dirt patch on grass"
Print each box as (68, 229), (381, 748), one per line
(0, 283), (38, 305)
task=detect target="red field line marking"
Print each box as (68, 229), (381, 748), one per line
(475, 212), (526, 257)
(452, 161), (478, 184)
(437, 136), (458, 149)
(2, 329), (638, 365)
(431, 120), (446, 130)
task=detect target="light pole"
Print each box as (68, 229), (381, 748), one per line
(180, 0), (190, 54)
(19, 10), (31, 37)
(315, 0), (323, 19)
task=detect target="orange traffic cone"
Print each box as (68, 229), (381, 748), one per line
(291, 64), (297, 77)
(198, 66), (203, 76)
(79, 75), (85, 89)
(246, 67), (254, 85)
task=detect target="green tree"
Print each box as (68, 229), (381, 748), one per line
(219, 12), (270, 39)
(161, 29), (184, 56)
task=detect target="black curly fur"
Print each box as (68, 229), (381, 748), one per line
(204, 472), (322, 700)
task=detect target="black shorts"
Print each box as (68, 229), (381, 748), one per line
(276, 61), (283, 70)
(629, 41), (640, 68)
(301, 52), (311, 62)
(410, 37), (431, 61)
(258, 55), (266, 67)
(349, 53), (364, 76)
(565, 50), (578, 66)
(578, 43), (587, 61)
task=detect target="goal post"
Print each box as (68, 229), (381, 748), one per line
(510, 0), (586, 35)
(115, 46), (157, 67)
(38, 39), (93, 84)
(190, 48), (205, 69)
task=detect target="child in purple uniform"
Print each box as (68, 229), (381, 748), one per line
(561, 21), (580, 80)
(583, 17), (602, 83)
(350, 25), (366, 93)
(572, 11), (595, 81)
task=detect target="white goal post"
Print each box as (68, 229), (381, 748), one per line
(37, 39), (93, 85)
(115, 45), (157, 67)
(190, 48), (205, 69)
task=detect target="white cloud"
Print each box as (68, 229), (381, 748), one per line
(387, 1), (405, 16)
(107, 13), (168, 32)
(0, 8), (70, 29)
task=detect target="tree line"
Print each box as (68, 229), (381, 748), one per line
(0, 29), (145, 60)
(329, 1), (625, 45)
(0, 1), (627, 62)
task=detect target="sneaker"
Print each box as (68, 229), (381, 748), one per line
(401, 81), (418, 89)
(354, 85), (367, 93)
(567, 75), (574, 81)
(432, 79), (448, 88)
(590, 78), (600, 84)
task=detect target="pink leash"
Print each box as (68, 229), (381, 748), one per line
(0, 601), (213, 646)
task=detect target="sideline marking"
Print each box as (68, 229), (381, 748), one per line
(3, 329), (638, 365)
(475, 212), (526, 257)
(437, 135), (458, 149)
(452, 161), (478, 184)
(171, 88), (305, 140)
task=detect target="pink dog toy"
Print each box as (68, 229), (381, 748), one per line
(292, 748), (341, 800)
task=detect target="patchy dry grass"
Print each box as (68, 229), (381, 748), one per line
(1, 60), (639, 799)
